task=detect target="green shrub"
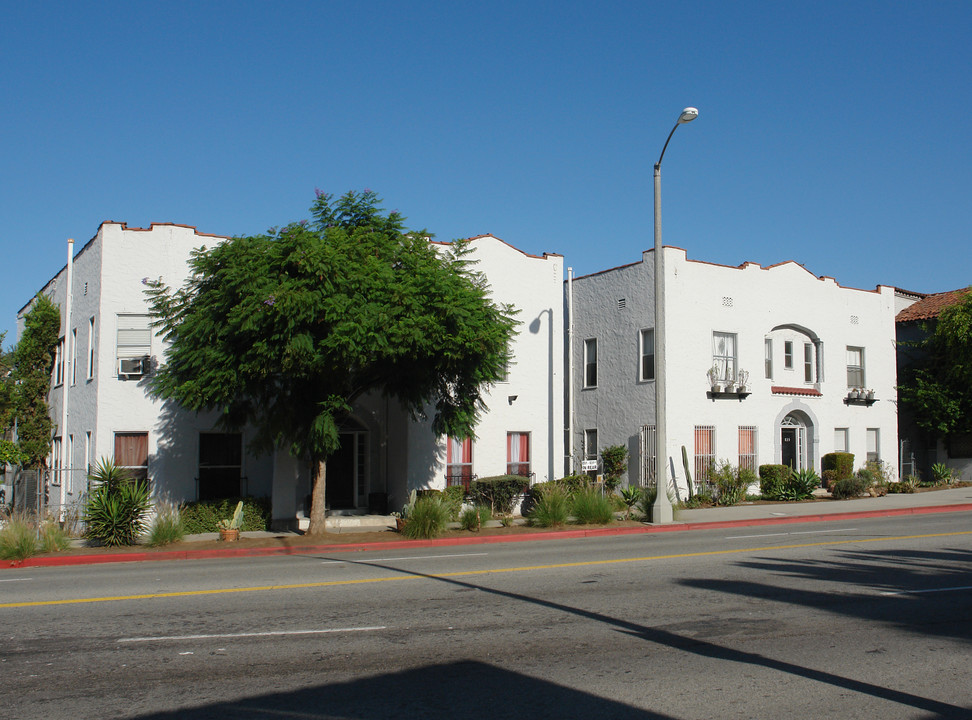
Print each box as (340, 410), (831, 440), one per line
(179, 496), (271, 534)
(570, 487), (615, 525)
(401, 496), (450, 539)
(440, 485), (466, 521)
(39, 520), (71, 553)
(149, 506), (185, 546)
(763, 466), (818, 501)
(679, 491), (714, 509)
(600, 444), (628, 492)
(85, 478), (152, 546)
(831, 473), (870, 499)
(711, 461), (751, 506)
(822, 452), (854, 488)
(558, 474), (593, 496)
(459, 504), (492, 531)
(528, 486), (570, 527)
(471, 475), (528, 515)
(759, 464), (792, 498)
(0, 516), (38, 561)
(888, 475), (918, 494)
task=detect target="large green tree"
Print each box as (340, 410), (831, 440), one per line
(898, 287), (972, 441)
(147, 190), (517, 533)
(11, 294), (61, 467)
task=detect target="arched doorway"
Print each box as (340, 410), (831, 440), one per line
(780, 413), (811, 470)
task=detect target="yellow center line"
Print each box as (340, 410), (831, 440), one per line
(3, 530), (970, 610)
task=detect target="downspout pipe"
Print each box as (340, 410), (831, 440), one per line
(61, 238), (74, 503)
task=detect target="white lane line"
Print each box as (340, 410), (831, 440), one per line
(118, 626), (387, 643)
(0, 578), (33, 582)
(879, 586), (972, 596)
(726, 528), (858, 539)
(320, 552), (488, 565)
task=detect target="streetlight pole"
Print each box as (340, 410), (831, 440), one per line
(652, 107), (698, 524)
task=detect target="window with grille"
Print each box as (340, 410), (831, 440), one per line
(447, 436), (474, 490)
(738, 426), (757, 472)
(507, 432), (531, 478)
(694, 426), (715, 487)
(640, 425), (656, 487)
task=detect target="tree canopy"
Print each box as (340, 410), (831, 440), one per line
(147, 190), (518, 533)
(10, 294), (61, 468)
(898, 287), (972, 441)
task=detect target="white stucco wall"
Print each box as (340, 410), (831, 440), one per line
(571, 247), (900, 493)
(402, 236), (565, 503)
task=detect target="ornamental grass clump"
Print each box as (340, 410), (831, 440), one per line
(528, 486), (570, 527)
(459, 504), (492, 531)
(570, 487), (614, 525)
(149, 504), (185, 546)
(39, 520), (71, 553)
(401, 496), (450, 539)
(0, 515), (38, 561)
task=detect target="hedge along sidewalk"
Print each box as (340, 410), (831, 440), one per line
(6, 486), (972, 570)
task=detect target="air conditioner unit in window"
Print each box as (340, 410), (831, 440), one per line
(118, 356), (148, 378)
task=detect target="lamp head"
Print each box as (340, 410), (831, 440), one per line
(678, 107), (699, 124)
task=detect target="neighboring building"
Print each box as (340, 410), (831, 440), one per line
(21, 223), (564, 528)
(895, 287), (972, 482)
(568, 246), (900, 496)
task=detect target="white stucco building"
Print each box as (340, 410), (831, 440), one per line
(568, 246), (900, 495)
(22, 223), (564, 527)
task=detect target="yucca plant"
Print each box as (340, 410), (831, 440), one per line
(619, 486), (642, 520)
(85, 459), (151, 546)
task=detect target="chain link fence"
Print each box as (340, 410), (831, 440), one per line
(1, 466), (89, 532)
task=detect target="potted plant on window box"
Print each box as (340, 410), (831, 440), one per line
(736, 369), (750, 393)
(848, 388), (860, 400)
(707, 365), (723, 393)
(217, 500), (244, 541)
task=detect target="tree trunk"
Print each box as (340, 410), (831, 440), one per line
(307, 457), (328, 535)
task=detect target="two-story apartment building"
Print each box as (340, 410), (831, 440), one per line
(23, 223), (564, 527)
(568, 246), (899, 495)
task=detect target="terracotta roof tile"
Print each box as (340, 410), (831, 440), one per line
(896, 288), (971, 322)
(771, 386), (822, 397)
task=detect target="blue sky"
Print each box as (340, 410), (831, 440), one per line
(2, 1), (970, 343)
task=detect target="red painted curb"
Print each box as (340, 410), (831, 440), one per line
(5, 503), (972, 570)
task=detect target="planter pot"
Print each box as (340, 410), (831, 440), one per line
(711, 383), (723, 393)
(219, 528), (240, 542)
(866, 391), (876, 400)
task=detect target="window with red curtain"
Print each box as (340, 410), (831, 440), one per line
(114, 432), (149, 481)
(507, 432), (530, 477)
(446, 437), (473, 490)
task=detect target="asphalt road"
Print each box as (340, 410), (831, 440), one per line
(2, 512), (971, 719)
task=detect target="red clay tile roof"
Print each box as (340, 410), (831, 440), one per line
(771, 386), (822, 397)
(896, 288), (971, 322)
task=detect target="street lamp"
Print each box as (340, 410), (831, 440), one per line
(652, 107), (698, 524)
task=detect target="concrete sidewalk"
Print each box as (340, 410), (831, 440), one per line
(6, 486), (972, 569)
